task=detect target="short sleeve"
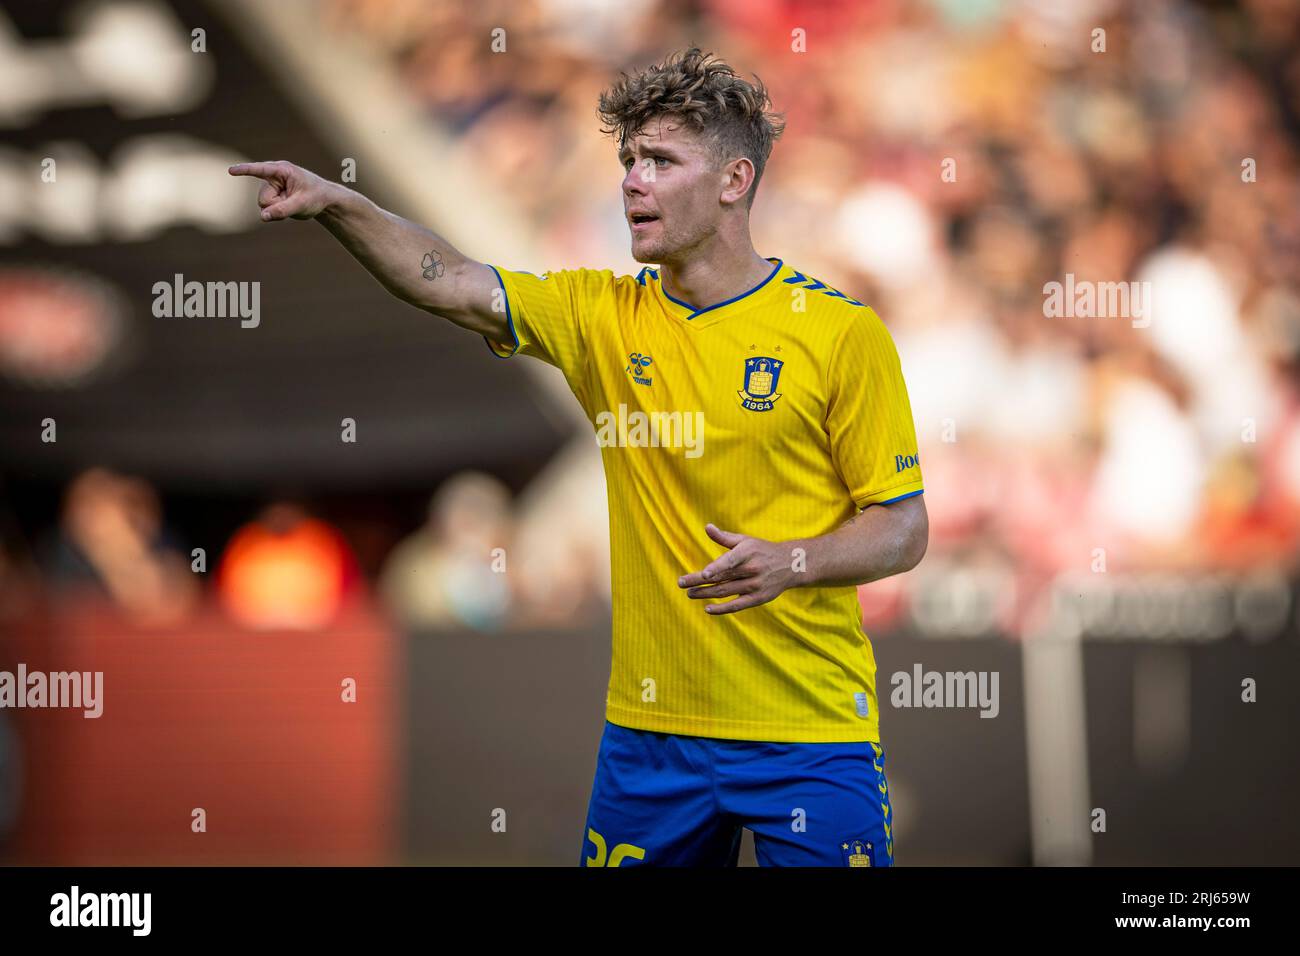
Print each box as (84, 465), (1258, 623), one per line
(826, 307), (925, 509)
(483, 266), (609, 396)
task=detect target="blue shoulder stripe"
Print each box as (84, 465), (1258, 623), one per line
(783, 267), (866, 307)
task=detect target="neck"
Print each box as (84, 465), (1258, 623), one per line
(658, 230), (773, 311)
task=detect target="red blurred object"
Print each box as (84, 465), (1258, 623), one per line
(217, 508), (365, 631)
(0, 267), (126, 388)
(2, 596), (400, 865)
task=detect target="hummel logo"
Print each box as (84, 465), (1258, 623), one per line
(626, 352), (653, 386)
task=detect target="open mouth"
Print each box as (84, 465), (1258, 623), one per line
(630, 213), (659, 226)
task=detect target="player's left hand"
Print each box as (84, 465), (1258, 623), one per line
(677, 523), (798, 614)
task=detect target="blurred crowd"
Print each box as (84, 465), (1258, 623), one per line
(4, 0), (1300, 639)
(0, 462), (609, 634)
(318, 0), (1300, 600)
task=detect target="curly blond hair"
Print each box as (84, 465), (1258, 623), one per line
(597, 47), (785, 208)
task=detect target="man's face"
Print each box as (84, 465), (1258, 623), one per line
(618, 115), (724, 264)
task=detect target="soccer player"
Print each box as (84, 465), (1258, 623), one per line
(229, 47), (927, 867)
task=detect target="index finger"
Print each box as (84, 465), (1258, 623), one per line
(227, 162), (281, 180)
(677, 550), (750, 589)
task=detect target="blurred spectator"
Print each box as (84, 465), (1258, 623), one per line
(379, 471), (514, 632)
(37, 467), (198, 625)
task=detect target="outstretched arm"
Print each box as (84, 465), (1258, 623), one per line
(228, 161), (505, 339)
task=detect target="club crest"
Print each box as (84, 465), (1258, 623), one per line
(738, 356), (783, 411)
(842, 838), (874, 867)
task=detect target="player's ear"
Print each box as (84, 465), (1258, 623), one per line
(720, 157), (755, 207)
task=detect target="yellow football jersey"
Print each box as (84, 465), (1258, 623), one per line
(484, 257), (923, 742)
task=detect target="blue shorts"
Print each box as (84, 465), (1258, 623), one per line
(579, 720), (894, 867)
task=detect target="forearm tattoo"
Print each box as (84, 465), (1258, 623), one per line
(421, 250), (445, 280)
